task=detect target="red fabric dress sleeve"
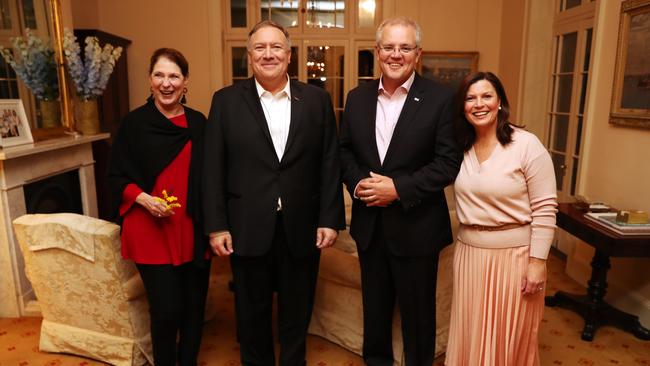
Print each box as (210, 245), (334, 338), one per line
(119, 183), (143, 216)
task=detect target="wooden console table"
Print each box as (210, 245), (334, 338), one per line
(545, 203), (650, 341)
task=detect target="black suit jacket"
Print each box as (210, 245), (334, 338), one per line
(339, 74), (461, 256)
(203, 78), (345, 258)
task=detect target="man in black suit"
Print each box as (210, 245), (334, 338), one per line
(339, 17), (461, 366)
(203, 20), (345, 366)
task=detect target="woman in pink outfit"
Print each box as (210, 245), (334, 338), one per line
(445, 71), (557, 366)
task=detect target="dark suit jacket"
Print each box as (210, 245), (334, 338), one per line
(203, 78), (345, 258)
(339, 74), (461, 256)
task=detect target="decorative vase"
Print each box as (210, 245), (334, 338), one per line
(40, 99), (61, 128)
(75, 98), (100, 135)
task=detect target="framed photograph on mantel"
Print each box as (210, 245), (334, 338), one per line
(610, 0), (650, 129)
(418, 51), (479, 91)
(0, 99), (34, 148)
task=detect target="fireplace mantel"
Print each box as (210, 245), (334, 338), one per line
(0, 133), (109, 317)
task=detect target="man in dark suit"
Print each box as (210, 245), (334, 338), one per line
(339, 17), (461, 366)
(203, 20), (345, 366)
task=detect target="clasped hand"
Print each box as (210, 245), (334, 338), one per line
(355, 172), (399, 207)
(136, 192), (174, 218)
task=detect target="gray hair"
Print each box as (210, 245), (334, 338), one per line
(376, 17), (422, 48)
(247, 20), (292, 50)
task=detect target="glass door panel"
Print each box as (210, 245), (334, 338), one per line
(306, 44), (345, 123)
(288, 46), (299, 79)
(230, 0), (248, 28)
(260, 0), (300, 28)
(357, 0), (376, 29)
(548, 25), (593, 200)
(305, 0), (345, 29)
(231, 46), (249, 84)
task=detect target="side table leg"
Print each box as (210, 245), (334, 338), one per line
(581, 250), (610, 341)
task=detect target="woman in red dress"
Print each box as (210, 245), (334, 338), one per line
(108, 48), (210, 366)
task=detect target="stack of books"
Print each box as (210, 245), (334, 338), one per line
(584, 212), (650, 236)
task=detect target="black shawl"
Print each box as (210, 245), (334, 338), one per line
(107, 99), (207, 267)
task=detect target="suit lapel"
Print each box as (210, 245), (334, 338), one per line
(284, 80), (303, 158)
(242, 78), (276, 154)
(362, 80), (382, 170)
(382, 74), (425, 168)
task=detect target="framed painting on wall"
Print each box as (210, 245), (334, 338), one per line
(0, 99), (34, 148)
(610, 0), (650, 129)
(418, 51), (479, 91)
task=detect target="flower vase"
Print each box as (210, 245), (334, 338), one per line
(40, 100), (61, 128)
(76, 98), (100, 135)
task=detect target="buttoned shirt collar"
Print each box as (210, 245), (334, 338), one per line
(255, 75), (291, 99)
(378, 71), (415, 97)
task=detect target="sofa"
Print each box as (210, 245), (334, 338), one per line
(309, 189), (457, 364)
(12, 213), (153, 366)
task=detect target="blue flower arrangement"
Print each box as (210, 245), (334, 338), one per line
(0, 29), (59, 101)
(63, 29), (123, 100)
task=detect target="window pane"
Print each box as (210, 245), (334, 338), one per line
(552, 114), (569, 151)
(261, 0), (299, 28)
(307, 45), (345, 122)
(565, 0), (581, 10)
(305, 0), (345, 29)
(575, 116), (582, 155)
(358, 49), (374, 79)
(232, 47), (248, 78)
(583, 28), (592, 72)
(0, 0), (11, 29)
(579, 72), (588, 114)
(358, 0), (376, 28)
(570, 157), (579, 195)
(560, 32), (577, 72)
(288, 46), (298, 79)
(555, 75), (573, 113)
(551, 152), (565, 191)
(230, 0), (247, 28)
(21, 0), (36, 29)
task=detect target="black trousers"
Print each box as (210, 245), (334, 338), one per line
(136, 260), (211, 366)
(358, 222), (439, 366)
(230, 213), (320, 366)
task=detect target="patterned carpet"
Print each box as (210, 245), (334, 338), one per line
(1, 252), (649, 366)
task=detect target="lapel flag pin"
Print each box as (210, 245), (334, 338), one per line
(414, 97), (420, 102)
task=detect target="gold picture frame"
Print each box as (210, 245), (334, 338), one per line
(0, 99), (34, 148)
(610, 0), (650, 129)
(417, 51), (479, 91)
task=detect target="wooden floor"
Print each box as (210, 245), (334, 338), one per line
(1, 253), (649, 365)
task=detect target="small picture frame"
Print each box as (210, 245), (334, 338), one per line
(0, 99), (34, 148)
(610, 0), (650, 129)
(418, 51), (479, 91)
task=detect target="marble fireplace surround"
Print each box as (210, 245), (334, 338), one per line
(0, 134), (108, 317)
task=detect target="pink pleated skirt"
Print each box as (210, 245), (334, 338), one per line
(444, 239), (544, 366)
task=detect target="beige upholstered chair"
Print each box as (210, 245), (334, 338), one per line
(309, 188), (457, 365)
(13, 213), (153, 366)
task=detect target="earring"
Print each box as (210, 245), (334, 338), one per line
(180, 87), (188, 104)
(498, 105), (502, 110)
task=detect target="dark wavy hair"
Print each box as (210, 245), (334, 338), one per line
(455, 71), (518, 152)
(149, 48), (189, 77)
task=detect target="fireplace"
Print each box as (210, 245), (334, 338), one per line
(24, 170), (84, 215)
(0, 133), (108, 316)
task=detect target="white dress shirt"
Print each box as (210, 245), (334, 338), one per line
(255, 76), (292, 210)
(256, 76), (292, 161)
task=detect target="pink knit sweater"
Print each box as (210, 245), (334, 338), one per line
(454, 128), (558, 259)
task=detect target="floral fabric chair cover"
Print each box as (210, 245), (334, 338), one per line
(12, 213), (153, 366)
